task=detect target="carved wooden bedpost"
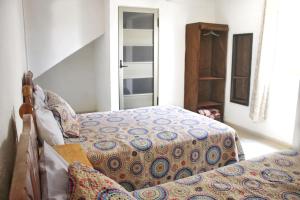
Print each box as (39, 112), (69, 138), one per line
(19, 71), (34, 118)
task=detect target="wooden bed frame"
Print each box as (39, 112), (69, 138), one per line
(9, 71), (41, 200)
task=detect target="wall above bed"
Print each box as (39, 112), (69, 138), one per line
(35, 0), (217, 113)
(35, 39), (100, 113)
(23, 0), (105, 77)
(101, 0), (217, 111)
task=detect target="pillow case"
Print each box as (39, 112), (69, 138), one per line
(33, 85), (46, 109)
(40, 141), (69, 199)
(36, 108), (64, 146)
(46, 90), (80, 137)
(68, 162), (136, 200)
(53, 144), (93, 167)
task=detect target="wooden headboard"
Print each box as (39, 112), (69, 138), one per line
(9, 115), (40, 200)
(9, 71), (41, 200)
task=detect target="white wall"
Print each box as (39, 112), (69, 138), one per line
(94, 0), (112, 112)
(23, 0), (105, 77)
(216, 0), (300, 145)
(31, 0), (216, 112)
(0, 0), (27, 197)
(35, 40), (98, 113)
(105, 0), (216, 110)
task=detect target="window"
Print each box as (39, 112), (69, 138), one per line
(230, 33), (253, 106)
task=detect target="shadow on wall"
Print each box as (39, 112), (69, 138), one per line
(0, 112), (18, 199)
(34, 37), (100, 114)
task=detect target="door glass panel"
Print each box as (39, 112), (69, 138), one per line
(124, 29), (153, 46)
(123, 78), (153, 95)
(123, 63), (153, 79)
(123, 46), (153, 62)
(124, 94), (153, 109)
(123, 12), (154, 29)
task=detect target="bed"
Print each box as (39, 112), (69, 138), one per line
(10, 114), (300, 200)
(16, 71), (245, 191)
(9, 72), (300, 199)
(64, 106), (244, 190)
(132, 150), (300, 199)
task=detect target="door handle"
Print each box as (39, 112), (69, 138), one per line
(120, 60), (128, 68)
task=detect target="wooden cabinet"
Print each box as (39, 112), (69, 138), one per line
(184, 22), (229, 121)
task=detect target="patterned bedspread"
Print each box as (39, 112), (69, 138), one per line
(132, 150), (300, 200)
(65, 105), (244, 191)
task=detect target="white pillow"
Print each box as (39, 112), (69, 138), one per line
(40, 142), (68, 200)
(34, 85), (46, 109)
(36, 108), (64, 146)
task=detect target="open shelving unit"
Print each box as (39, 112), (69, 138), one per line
(184, 22), (229, 121)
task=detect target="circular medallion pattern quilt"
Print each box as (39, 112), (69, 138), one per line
(65, 105), (245, 191)
(133, 151), (300, 199)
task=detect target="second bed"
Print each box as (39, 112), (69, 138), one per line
(65, 105), (244, 191)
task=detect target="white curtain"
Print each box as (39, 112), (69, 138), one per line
(278, 1), (300, 150)
(249, 0), (279, 122)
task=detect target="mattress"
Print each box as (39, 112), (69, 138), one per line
(65, 105), (244, 191)
(132, 150), (300, 199)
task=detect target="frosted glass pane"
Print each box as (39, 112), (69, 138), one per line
(123, 62), (153, 79)
(123, 46), (153, 62)
(123, 78), (153, 94)
(124, 94), (153, 109)
(124, 29), (153, 46)
(123, 12), (154, 29)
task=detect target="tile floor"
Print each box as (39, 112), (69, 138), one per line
(231, 125), (291, 160)
(239, 136), (280, 159)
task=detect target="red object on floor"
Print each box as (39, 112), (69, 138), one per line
(198, 108), (221, 120)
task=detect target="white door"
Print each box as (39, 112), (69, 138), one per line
(119, 7), (159, 109)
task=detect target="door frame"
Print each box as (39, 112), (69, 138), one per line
(118, 7), (159, 110)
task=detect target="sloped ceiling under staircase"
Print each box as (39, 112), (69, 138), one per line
(23, 0), (105, 77)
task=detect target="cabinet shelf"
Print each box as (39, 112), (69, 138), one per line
(199, 76), (224, 81)
(198, 101), (223, 108)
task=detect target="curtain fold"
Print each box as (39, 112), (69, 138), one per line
(249, 0), (279, 122)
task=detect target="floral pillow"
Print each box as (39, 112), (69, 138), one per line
(46, 90), (80, 137)
(68, 162), (136, 200)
